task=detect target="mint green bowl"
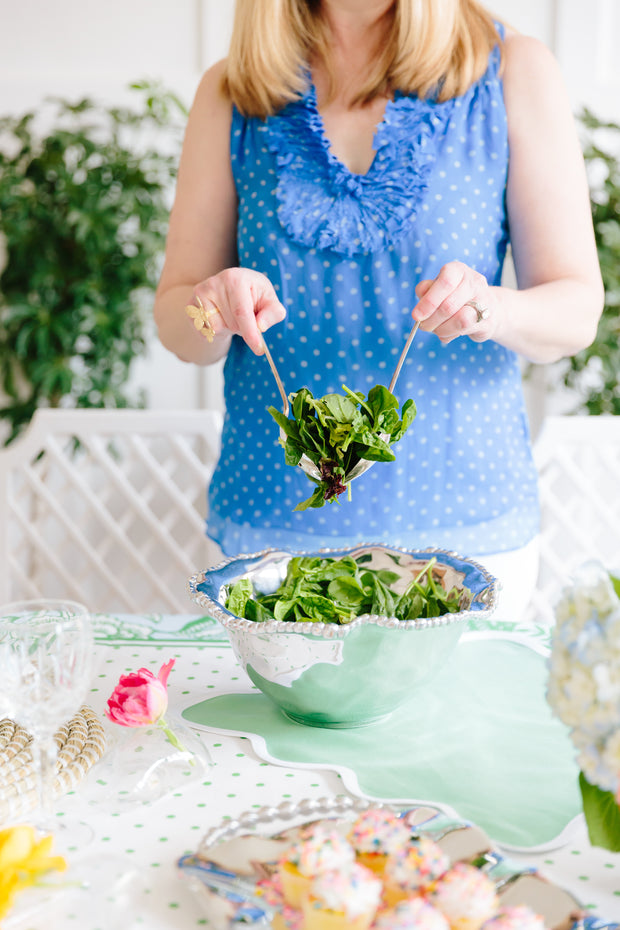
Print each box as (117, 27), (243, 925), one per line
(188, 544), (497, 728)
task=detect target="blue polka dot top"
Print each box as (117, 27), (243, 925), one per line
(207, 32), (540, 558)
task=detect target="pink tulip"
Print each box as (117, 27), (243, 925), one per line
(106, 659), (175, 727)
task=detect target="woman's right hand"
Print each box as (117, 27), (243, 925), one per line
(189, 267), (287, 355)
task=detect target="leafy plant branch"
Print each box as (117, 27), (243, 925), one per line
(547, 108), (620, 414)
(0, 80), (187, 443)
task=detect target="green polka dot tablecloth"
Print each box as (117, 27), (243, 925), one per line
(6, 614), (620, 929)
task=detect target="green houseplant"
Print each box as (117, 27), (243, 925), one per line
(0, 81), (187, 444)
(553, 108), (620, 414)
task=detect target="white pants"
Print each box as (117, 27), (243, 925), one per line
(470, 536), (541, 624)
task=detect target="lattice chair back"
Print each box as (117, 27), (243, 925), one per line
(0, 409), (224, 613)
(526, 415), (620, 625)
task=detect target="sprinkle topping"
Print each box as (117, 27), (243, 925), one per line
(427, 862), (498, 921)
(308, 862), (382, 918)
(481, 904), (548, 930)
(374, 897), (451, 930)
(385, 835), (450, 892)
(283, 825), (355, 876)
(349, 808), (411, 855)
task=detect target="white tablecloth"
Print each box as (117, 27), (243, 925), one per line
(4, 614), (620, 929)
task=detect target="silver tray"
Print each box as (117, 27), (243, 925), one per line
(177, 796), (618, 930)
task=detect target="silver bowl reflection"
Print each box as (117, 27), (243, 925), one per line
(188, 544), (498, 729)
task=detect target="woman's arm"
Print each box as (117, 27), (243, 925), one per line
(412, 33), (604, 363)
(153, 60), (286, 365)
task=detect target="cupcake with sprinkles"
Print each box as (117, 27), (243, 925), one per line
(372, 896), (451, 930)
(426, 862), (498, 930)
(256, 871), (303, 930)
(348, 808), (411, 875)
(481, 905), (548, 930)
(302, 862), (383, 930)
(277, 825), (355, 909)
(383, 835), (450, 907)
(272, 900), (303, 930)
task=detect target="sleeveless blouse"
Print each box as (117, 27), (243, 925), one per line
(207, 35), (540, 558)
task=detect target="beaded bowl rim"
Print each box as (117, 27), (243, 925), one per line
(187, 543), (499, 639)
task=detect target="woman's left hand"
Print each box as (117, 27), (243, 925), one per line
(413, 261), (495, 343)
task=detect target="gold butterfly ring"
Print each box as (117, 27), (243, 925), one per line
(184, 295), (221, 343)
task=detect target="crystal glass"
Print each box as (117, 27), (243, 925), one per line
(0, 599), (94, 830)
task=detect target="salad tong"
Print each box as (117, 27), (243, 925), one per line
(262, 319), (420, 483)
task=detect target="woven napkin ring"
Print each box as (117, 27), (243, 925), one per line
(0, 705), (106, 823)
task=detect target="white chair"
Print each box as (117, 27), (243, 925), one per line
(0, 408), (223, 613)
(525, 415), (620, 624)
(3, 409), (616, 622)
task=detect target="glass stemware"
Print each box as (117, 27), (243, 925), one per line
(0, 599), (94, 834)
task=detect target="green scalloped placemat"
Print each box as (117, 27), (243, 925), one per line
(183, 636), (582, 851)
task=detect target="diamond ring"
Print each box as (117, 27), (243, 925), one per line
(465, 299), (490, 323)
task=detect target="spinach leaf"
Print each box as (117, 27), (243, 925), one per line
(393, 558), (465, 619)
(327, 575), (369, 608)
(268, 383), (416, 509)
(225, 578), (253, 617)
(244, 598), (276, 623)
(224, 555), (471, 625)
(295, 595), (346, 624)
(364, 572), (395, 617)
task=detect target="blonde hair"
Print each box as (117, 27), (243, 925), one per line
(222, 0), (503, 118)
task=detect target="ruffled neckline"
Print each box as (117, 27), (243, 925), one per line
(264, 82), (455, 256)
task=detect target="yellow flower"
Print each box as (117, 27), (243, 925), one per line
(0, 825), (66, 920)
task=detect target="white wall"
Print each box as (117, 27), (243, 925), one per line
(0, 0), (234, 414)
(1, 1), (618, 416)
(0, 0), (235, 114)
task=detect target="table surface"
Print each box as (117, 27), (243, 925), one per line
(4, 613), (620, 930)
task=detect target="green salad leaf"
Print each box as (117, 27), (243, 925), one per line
(268, 384), (416, 509)
(224, 555), (470, 625)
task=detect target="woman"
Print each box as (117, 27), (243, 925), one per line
(154, 0), (603, 619)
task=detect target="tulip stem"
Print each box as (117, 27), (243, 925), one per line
(157, 717), (195, 765)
